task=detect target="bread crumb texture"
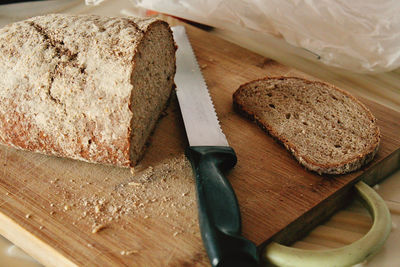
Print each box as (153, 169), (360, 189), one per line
(0, 14), (176, 167)
(233, 77), (380, 174)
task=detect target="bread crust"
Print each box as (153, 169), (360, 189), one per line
(233, 76), (380, 175)
(0, 14), (176, 168)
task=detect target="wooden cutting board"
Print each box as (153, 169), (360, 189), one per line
(0, 23), (399, 267)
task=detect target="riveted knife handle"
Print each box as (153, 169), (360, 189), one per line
(185, 146), (259, 267)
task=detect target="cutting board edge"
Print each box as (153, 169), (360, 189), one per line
(257, 147), (400, 248)
(0, 210), (77, 267)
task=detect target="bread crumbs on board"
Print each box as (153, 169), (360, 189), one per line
(49, 155), (198, 252)
(91, 223), (107, 234)
(121, 250), (139, 256)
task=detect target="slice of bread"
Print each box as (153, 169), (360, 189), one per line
(233, 77), (380, 175)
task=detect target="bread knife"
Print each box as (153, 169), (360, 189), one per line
(172, 26), (259, 267)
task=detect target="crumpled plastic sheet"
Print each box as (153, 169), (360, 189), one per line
(132, 0), (400, 73)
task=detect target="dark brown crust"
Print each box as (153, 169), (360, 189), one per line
(232, 76), (381, 175)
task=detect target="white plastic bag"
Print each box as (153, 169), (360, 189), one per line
(132, 0), (400, 73)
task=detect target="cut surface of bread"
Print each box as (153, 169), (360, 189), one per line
(0, 14), (176, 167)
(233, 77), (380, 175)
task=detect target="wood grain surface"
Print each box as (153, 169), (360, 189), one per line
(0, 23), (399, 266)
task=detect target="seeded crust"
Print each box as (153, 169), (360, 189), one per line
(233, 77), (380, 175)
(0, 14), (176, 167)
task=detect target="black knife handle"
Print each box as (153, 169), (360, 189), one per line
(185, 146), (259, 267)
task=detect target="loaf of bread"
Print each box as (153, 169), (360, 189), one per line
(0, 14), (176, 167)
(233, 77), (380, 175)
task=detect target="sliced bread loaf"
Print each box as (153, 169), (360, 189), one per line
(0, 14), (176, 167)
(233, 77), (380, 175)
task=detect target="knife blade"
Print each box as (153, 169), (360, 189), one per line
(172, 26), (259, 267)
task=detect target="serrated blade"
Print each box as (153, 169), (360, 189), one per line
(172, 26), (229, 147)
